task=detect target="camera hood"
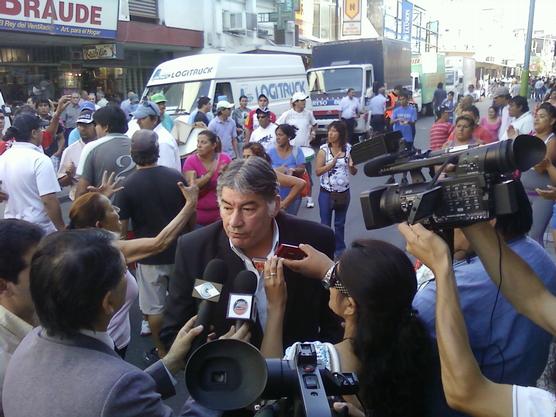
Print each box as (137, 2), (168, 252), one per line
(185, 339), (267, 411)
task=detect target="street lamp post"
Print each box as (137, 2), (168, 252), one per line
(520, 0), (536, 97)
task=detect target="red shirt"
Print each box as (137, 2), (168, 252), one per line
(429, 121), (454, 150)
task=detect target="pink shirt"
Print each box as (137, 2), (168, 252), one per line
(183, 153), (231, 225)
(479, 117), (501, 141)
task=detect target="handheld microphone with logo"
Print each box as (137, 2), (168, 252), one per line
(189, 259), (227, 354)
(226, 270), (258, 330)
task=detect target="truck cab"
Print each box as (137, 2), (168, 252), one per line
(307, 64), (374, 142)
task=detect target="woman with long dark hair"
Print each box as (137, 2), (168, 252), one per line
(315, 120), (357, 257)
(263, 240), (434, 417)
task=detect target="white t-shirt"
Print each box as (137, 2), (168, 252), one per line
(249, 123), (278, 151)
(339, 96), (360, 119)
(499, 105), (511, 141)
(509, 111), (534, 136)
(57, 139), (86, 200)
(0, 142), (61, 234)
(276, 109), (316, 148)
(154, 123), (181, 171)
(513, 385), (556, 417)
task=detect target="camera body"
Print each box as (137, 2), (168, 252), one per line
(355, 134), (546, 230)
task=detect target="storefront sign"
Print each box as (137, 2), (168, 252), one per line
(83, 43), (122, 60)
(400, 0), (413, 43)
(342, 0), (361, 36)
(0, 0), (118, 39)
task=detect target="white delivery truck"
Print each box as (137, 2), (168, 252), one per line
(144, 53), (309, 156)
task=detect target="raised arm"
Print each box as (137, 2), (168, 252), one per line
(260, 257), (287, 358)
(399, 223), (512, 417)
(116, 183), (198, 264)
(462, 221), (556, 336)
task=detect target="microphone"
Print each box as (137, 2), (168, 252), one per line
(363, 153), (398, 177)
(189, 259), (227, 353)
(226, 270), (258, 330)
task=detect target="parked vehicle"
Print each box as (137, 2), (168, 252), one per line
(411, 52), (445, 116)
(307, 38), (411, 141)
(144, 53), (308, 156)
(445, 56), (476, 99)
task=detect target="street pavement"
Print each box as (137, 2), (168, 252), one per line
(1, 98), (497, 412)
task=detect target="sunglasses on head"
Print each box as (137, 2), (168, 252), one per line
(142, 100), (158, 114)
(330, 262), (350, 296)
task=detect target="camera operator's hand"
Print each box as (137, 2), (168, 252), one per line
(536, 184), (556, 200)
(281, 243), (334, 280)
(264, 256), (287, 311)
(161, 316), (204, 375)
(219, 322), (251, 343)
(398, 223), (452, 275)
(332, 402), (365, 417)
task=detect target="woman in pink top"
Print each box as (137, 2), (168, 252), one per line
(183, 130), (232, 226)
(479, 106), (501, 139)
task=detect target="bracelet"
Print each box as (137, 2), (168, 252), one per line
(321, 262), (337, 290)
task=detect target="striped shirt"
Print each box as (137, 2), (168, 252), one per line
(429, 121), (454, 150)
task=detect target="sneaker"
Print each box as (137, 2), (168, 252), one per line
(140, 320), (151, 337)
(143, 348), (159, 364)
(306, 197), (315, 208)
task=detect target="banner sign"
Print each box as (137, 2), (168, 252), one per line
(400, 0), (413, 43)
(83, 43), (122, 60)
(342, 0), (361, 36)
(0, 0), (118, 39)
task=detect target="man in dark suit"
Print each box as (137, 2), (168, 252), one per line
(161, 157), (342, 350)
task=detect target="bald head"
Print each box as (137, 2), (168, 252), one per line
(131, 129), (159, 166)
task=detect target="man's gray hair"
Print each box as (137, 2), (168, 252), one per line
(217, 157), (279, 202)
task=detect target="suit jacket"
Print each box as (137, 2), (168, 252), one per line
(161, 212), (342, 350)
(3, 327), (177, 417)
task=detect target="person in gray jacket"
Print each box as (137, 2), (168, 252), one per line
(2, 228), (247, 417)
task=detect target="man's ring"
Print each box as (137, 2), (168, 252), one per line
(271, 272), (277, 276)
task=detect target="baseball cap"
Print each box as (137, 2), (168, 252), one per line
(79, 101), (96, 112)
(76, 109), (94, 124)
(291, 91), (308, 102)
(129, 93), (140, 104)
(132, 101), (160, 119)
(216, 100), (234, 110)
(493, 86), (510, 98)
(256, 108), (271, 117)
(438, 105), (449, 113)
(151, 92), (167, 104)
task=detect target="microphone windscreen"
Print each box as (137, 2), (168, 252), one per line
(203, 259), (227, 284)
(233, 270), (258, 295)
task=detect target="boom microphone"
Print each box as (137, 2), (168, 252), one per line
(227, 270), (258, 330)
(189, 259), (227, 354)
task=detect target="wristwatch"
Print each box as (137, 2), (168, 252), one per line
(321, 262), (337, 290)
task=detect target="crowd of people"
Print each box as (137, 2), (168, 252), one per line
(0, 77), (556, 417)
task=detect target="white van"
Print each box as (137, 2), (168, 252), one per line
(145, 53), (308, 114)
(144, 53), (308, 156)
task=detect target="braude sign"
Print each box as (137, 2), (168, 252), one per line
(0, 0), (118, 39)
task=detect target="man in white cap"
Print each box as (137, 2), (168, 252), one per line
(57, 108), (98, 200)
(493, 86), (511, 141)
(133, 100), (181, 171)
(276, 91), (317, 208)
(208, 100), (238, 158)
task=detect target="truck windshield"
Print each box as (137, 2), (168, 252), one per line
(145, 80), (211, 116)
(308, 68), (363, 94)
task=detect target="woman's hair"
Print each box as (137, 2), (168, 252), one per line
(198, 129), (221, 153)
(243, 142), (272, 164)
(68, 192), (108, 229)
(30, 229), (125, 338)
(327, 120), (348, 149)
(338, 239), (433, 417)
(537, 102), (556, 134)
(276, 123), (297, 140)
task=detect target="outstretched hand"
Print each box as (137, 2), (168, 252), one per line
(86, 171), (124, 197)
(264, 256), (287, 310)
(178, 182), (199, 207)
(281, 243), (334, 280)
(162, 316), (204, 374)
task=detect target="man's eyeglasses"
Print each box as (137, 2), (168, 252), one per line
(330, 262), (350, 296)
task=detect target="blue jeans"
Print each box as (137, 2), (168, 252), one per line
(319, 188), (350, 256)
(285, 196), (302, 215)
